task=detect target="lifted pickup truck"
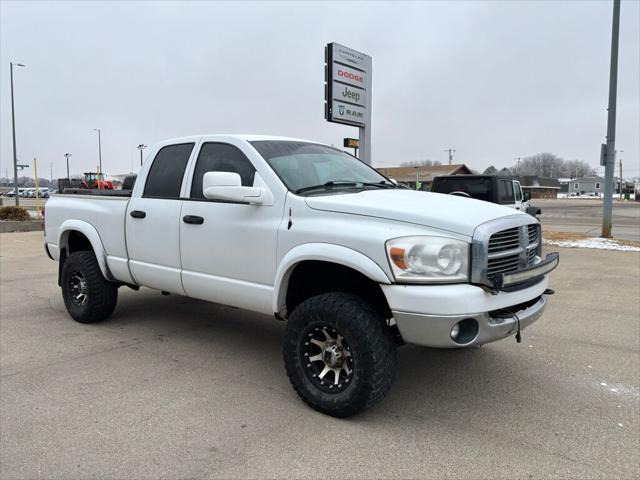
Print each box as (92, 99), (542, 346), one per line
(431, 174), (541, 216)
(45, 135), (558, 417)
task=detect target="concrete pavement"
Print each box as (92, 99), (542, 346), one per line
(1, 231), (639, 479)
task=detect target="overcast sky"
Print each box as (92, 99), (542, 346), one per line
(1, 0), (638, 180)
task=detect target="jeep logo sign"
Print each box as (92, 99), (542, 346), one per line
(332, 82), (365, 107)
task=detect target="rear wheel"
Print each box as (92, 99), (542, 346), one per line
(283, 293), (396, 418)
(61, 251), (118, 323)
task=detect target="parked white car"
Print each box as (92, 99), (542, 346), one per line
(44, 135), (559, 417)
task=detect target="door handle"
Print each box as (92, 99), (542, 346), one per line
(130, 210), (146, 218)
(183, 215), (204, 225)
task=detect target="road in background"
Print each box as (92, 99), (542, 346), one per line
(1, 231), (638, 479)
(536, 198), (640, 241)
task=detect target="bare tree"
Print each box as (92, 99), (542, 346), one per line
(510, 153), (594, 179)
(483, 165), (498, 174)
(400, 159), (442, 167)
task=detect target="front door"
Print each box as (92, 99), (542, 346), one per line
(126, 142), (195, 294)
(179, 142), (282, 315)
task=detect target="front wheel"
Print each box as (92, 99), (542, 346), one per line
(283, 293), (397, 417)
(61, 251), (118, 323)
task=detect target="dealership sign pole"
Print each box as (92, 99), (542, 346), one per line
(325, 43), (372, 164)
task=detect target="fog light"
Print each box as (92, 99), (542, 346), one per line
(450, 318), (480, 345)
(450, 324), (460, 340)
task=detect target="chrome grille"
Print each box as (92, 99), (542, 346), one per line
(486, 224), (540, 276)
(487, 253), (520, 276)
(471, 216), (542, 288)
(488, 227), (520, 253)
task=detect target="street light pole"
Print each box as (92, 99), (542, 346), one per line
(9, 61), (25, 206)
(94, 128), (102, 173)
(64, 153), (72, 180)
(137, 144), (147, 166)
(618, 150), (623, 200)
(602, 0), (621, 238)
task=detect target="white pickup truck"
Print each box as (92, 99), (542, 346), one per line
(44, 135), (559, 417)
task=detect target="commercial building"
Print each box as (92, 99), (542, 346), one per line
(517, 176), (561, 199)
(376, 164), (472, 190)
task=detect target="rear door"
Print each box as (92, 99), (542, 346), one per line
(125, 142), (195, 293)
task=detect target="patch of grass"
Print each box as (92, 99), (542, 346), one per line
(0, 206), (31, 221)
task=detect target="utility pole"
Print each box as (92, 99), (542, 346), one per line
(50, 162), (53, 182)
(515, 157), (521, 175)
(94, 128), (102, 173)
(64, 153), (72, 180)
(602, 0), (621, 238)
(10, 61), (25, 206)
(444, 148), (455, 165)
(415, 166), (419, 191)
(137, 144), (147, 166)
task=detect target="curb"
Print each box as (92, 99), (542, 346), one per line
(0, 220), (44, 233)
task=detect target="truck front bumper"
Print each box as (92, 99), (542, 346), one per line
(382, 275), (550, 348)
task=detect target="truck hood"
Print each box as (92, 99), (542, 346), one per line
(305, 190), (522, 236)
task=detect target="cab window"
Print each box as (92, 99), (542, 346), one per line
(190, 143), (256, 199)
(514, 182), (523, 202)
(143, 143), (194, 198)
(498, 179), (515, 204)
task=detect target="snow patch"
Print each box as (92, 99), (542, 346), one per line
(544, 238), (640, 252)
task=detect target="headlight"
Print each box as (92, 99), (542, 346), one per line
(386, 236), (469, 283)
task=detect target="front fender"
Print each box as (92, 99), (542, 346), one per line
(273, 243), (392, 316)
(58, 219), (114, 281)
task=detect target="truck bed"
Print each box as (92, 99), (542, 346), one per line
(60, 189), (132, 197)
(44, 193), (133, 284)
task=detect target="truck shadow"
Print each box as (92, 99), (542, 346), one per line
(104, 288), (547, 422)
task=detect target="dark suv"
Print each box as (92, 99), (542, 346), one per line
(431, 175), (540, 216)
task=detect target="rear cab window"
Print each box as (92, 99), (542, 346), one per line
(431, 177), (493, 202)
(143, 143), (195, 198)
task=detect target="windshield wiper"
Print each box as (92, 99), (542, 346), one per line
(360, 181), (398, 189)
(295, 181), (359, 194)
(295, 180), (398, 195)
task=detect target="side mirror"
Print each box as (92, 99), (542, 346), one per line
(523, 191), (531, 201)
(202, 172), (264, 204)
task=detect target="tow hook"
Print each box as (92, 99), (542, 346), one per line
(515, 290), (554, 344)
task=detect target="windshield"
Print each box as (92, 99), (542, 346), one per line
(250, 141), (391, 194)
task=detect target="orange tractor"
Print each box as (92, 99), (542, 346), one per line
(82, 172), (114, 190)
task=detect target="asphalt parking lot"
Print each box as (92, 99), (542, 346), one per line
(1, 231), (639, 479)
